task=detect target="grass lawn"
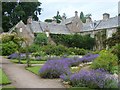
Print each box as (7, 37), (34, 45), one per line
(1, 86), (16, 90)
(11, 59), (46, 64)
(26, 66), (42, 75)
(0, 68), (11, 85)
(69, 87), (95, 90)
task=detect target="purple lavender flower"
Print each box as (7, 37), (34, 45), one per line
(39, 54), (99, 79)
(39, 59), (71, 78)
(69, 69), (118, 88)
(8, 53), (19, 59)
(7, 53), (27, 59)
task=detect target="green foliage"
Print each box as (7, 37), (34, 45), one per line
(28, 44), (40, 53)
(41, 44), (69, 56)
(50, 33), (95, 50)
(32, 51), (46, 57)
(68, 48), (87, 55)
(106, 27), (120, 47)
(34, 33), (48, 45)
(44, 19), (53, 23)
(1, 86), (16, 90)
(0, 69), (11, 85)
(2, 1), (41, 32)
(11, 59), (46, 64)
(95, 30), (107, 50)
(1, 33), (25, 56)
(91, 50), (118, 74)
(111, 44), (120, 61)
(39, 45), (87, 56)
(53, 11), (62, 23)
(80, 12), (86, 23)
(1, 41), (18, 56)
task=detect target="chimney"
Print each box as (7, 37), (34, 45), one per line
(62, 16), (66, 21)
(86, 17), (92, 23)
(75, 11), (78, 17)
(103, 13), (110, 20)
(27, 16), (32, 24)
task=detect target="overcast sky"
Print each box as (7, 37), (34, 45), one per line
(38, 0), (119, 22)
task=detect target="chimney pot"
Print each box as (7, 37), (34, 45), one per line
(103, 13), (110, 20)
(75, 11), (78, 17)
(27, 16), (32, 24)
(86, 17), (92, 23)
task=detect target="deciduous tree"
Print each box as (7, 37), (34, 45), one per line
(2, 1), (42, 32)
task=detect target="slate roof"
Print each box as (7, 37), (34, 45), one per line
(12, 16), (119, 34)
(82, 20), (101, 32)
(82, 16), (119, 32)
(29, 21), (70, 34)
(60, 17), (75, 25)
(95, 16), (118, 30)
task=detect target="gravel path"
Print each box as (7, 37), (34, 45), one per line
(0, 56), (65, 88)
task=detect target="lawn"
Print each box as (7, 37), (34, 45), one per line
(26, 66), (42, 75)
(11, 59), (46, 64)
(1, 86), (16, 90)
(0, 68), (11, 85)
(69, 87), (95, 90)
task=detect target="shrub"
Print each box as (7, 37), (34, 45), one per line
(39, 59), (71, 78)
(91, 50), (118, 74)
(53, 45), (69, 56)
(2, 41), (18, 56)
(1, 33), (14, 43)
(1, 33), (25, 56)
(28, 44), (40, 53)
(68, 48), (87, 55)
(50, 33), (95, 50)
(40, 44), (54, 55)
(41, 44), (69, 56)
(69, 69), (118, 88)
(32, 51), (46, 60)
(32, 51), (46, 57)
(34, 33), (47, 45)
(111, 44), (120, 61)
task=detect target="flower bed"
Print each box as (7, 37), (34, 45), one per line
(69, 69), (118, 88)
(7, 53), (26, 59)
(39, 54), (99, 78)
(39, 59), (71, 78)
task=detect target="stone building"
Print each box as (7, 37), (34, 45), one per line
(9, 11), (119, 50)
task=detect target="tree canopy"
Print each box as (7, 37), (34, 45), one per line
(53, 11), (62, 23)
(2, 1), (42, 32)
(80, 12), (86, 23)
